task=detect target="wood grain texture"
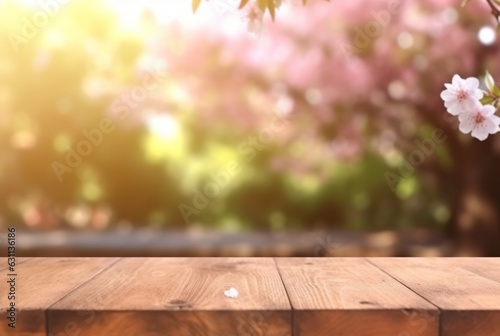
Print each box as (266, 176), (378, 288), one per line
(49, 258), (291, 336)
(0, 258), (117, 336)
(276, 258), (439, 336)
(444, 258), (500, 285)
(370, 258), (500, 336)
(0, 258), (32, 269)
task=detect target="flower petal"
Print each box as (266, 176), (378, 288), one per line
(483, 118), (498, 134)
(464, 99), (483, 113)
(446, 104), (463, 115)
(490, 114), (500, 125)
(474, 89), (484, 100)
(471, 127), (489, 141)
(440, 90), (453, 100)
(465, 77), (479, 90)
(452, 74), (462, 86)
(481, 104), (496, 116)
(458, 117), (475, 134)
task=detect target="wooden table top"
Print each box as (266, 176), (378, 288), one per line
(1, 258), (499, 336)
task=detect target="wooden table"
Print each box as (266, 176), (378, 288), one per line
(1, 258), (499, 336)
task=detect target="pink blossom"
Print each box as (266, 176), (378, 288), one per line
(458, 103), (500, 141)
(440, 75), (483, 115)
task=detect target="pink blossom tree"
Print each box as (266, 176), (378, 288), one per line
(158, 0), (500, 254)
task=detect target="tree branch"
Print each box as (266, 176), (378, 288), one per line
(485, 0), (500, 18)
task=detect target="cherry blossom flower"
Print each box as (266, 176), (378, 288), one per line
(440, 74), (483, 115)
(458, 102), (500, 141)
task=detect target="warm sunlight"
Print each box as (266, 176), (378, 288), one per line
(2, 0), (500, 259)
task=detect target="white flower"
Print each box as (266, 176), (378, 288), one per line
(245, 2), (264, 34)
(441, 74), (483, 115)
(224, 287), (238, 298)
(458, 102), (500, 141)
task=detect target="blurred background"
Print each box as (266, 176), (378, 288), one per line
(0, 0), (499, 257)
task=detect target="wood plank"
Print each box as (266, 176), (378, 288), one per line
(49, 258), (291, 336)
(276, 258), (439, 336)
(0, 257), (32, 271)
(370, 258), (500, 336)
(444, 258), (500, 285)
(0, 258), (118, 336)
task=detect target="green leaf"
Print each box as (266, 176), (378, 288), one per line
(192, 0), (202, 13)
(267, 0), (276, 20)
(239, 0), (250, 9)
(493, 85), (500, 96)
(480, 96), (495, 104)
(485, 70), (495, 93)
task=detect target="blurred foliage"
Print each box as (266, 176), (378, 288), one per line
(0, 0), (496, 235)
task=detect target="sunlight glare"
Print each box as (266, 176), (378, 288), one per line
(146, 113), (180, 140)
(106, 0), (218, 29)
